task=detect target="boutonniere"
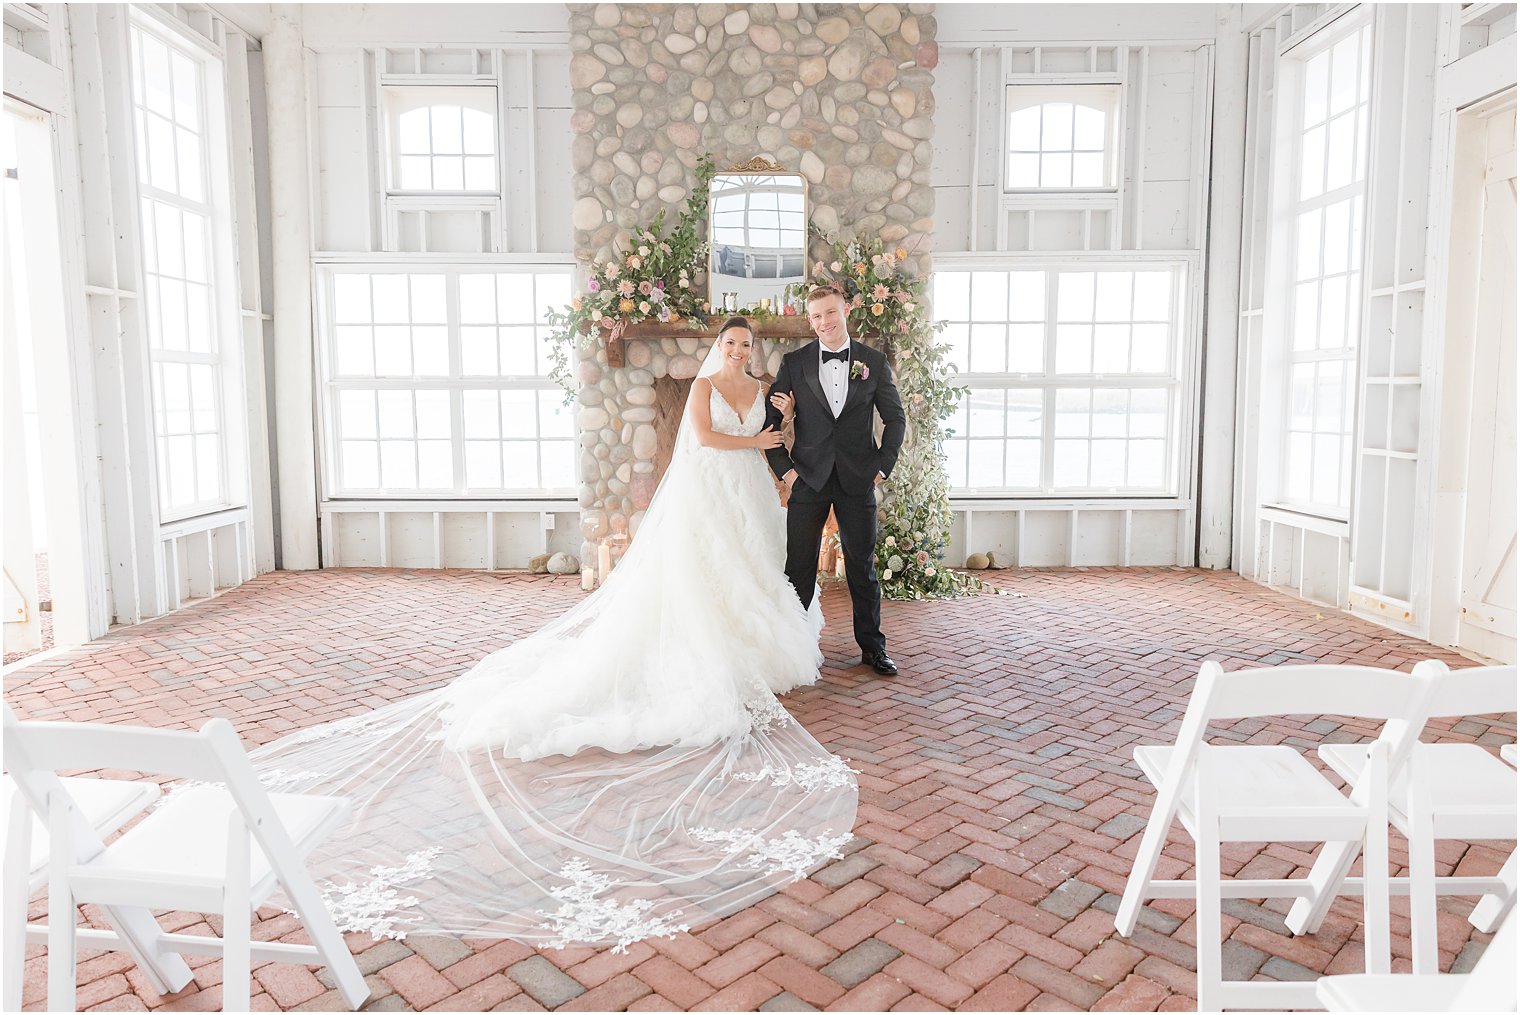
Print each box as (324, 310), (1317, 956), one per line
(850, 361), (869, 381)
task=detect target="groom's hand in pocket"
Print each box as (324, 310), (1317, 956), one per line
(783, 469), (799, 492)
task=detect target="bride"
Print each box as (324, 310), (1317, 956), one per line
(251, 317), (859, 952)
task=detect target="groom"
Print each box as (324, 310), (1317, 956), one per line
(765, 285), (906, 676)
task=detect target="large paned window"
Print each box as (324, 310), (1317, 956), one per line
(321, 266), (575, 496)
(1279, 21), (1372, 516)
(130, 17), (240, 520)
(934, 262), (1189, 495)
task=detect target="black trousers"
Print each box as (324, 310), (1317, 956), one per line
(785, 468), (886, 658)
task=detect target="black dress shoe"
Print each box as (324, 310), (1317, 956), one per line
(864, 652), (898, 676)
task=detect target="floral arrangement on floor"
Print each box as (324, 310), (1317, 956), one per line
(544, 155), (718, 397)
(790, 235), (998, 600)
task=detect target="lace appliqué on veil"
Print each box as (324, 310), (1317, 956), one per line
(691, 827), (854, 879)
(743, 695), (793, 734)
(299, 846), (443, 941)
(157, 768), (332, 807)
(537, 859), (692, 954)
(733, 753), (859, 793)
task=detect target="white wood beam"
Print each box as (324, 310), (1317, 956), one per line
(264, 5), (320, 568)
(1197, 10), (1248, 569)
(222, 26), (277, 577)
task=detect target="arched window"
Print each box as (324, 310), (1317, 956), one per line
(1004, 85), (1120, 190)
(383, 86), (498, 192)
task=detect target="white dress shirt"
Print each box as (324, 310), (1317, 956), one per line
(819, 337), (851, 418)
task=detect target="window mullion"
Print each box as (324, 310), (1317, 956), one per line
(1041, 271), (1058, 492)
(448, 268), (467, 496)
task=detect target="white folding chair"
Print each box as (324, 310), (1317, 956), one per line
(3, 707), (370, 1012)
(1290, 663), (1517, 972)
(1315, 907), (1517, 1011)
(2, 775), (162, 1010)
(1113, 661), (1441, 1012)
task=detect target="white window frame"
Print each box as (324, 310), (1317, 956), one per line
(1002, 81), (1124, 194)
(380, 83), (500, 195)
(375, 79), (503, 252)
(1261, 11), (1375, 523)
(128, 7), (248, 525)
(314, 259), (577, 500)
(934, 252), (1200, 501)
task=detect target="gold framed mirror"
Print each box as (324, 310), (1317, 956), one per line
(707, 157), (809, 310)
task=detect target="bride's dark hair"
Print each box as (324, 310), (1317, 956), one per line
(716, 315), (754, 340)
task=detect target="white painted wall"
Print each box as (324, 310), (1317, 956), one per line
(935, 5), (1218, 45)
(1234, 3), (1517, 655)
(300, 5), (576, 568)
(1, 3), (271, 641)
(932, 30), (1225, 567)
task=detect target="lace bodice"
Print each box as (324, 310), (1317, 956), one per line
(709, 381), (765, 437)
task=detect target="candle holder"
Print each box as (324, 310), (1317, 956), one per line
(607, 515), (632, 571)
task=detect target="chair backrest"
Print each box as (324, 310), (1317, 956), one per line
(1451, 908), (1517, 1011)
(2, 703), (316, 899)
(3, 704), (230, 784)
(1154, 662), (1441, 811)
(1427, 664), (1517, 719)
(1194, 662), (1441, 724)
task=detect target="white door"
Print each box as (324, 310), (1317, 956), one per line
(1459, 107), (1517, 662)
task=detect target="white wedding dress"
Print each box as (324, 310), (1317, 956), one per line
(247, 349), (857, 952)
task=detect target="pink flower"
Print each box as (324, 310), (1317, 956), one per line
(916, 550), (930, 565)
(850, 361), (870, 381)
(655, 278), (665, 289)
(587, 278), (601, 293)
(638, 280), (653, 296)
(812, 261), (825, 275)
(617, 279), (636, 297)
(604, 263), (620, 280)
(872, 283), (890, 300)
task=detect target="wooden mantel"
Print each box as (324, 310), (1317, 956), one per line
(581, 316), (888, 367)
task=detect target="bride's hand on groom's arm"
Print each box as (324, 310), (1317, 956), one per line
(752, 426), (786, 450)
(768, 391), (795, 423)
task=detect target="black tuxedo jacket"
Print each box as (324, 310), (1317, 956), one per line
(764, 339), (906, 495)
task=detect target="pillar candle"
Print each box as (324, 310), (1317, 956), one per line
(580, 566), (595, 591)
(598, 540), (612, 584)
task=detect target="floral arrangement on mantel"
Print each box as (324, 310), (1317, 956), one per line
(791, 234), (997, 601)
(545, 155), (718, 397)
(544, 155), (993, 601)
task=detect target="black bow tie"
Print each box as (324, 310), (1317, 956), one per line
(821, 348), (849, 364)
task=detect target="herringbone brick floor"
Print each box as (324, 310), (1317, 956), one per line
(5, 567), (1513, 1012)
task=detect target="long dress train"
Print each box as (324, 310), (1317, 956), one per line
(245, 374), (859, 951)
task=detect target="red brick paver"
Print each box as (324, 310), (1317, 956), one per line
(6, 567), (1512, 1011)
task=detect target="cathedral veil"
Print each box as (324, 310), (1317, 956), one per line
(248, 328), (855, 951)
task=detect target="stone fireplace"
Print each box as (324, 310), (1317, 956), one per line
(568, 2), (939, 565)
